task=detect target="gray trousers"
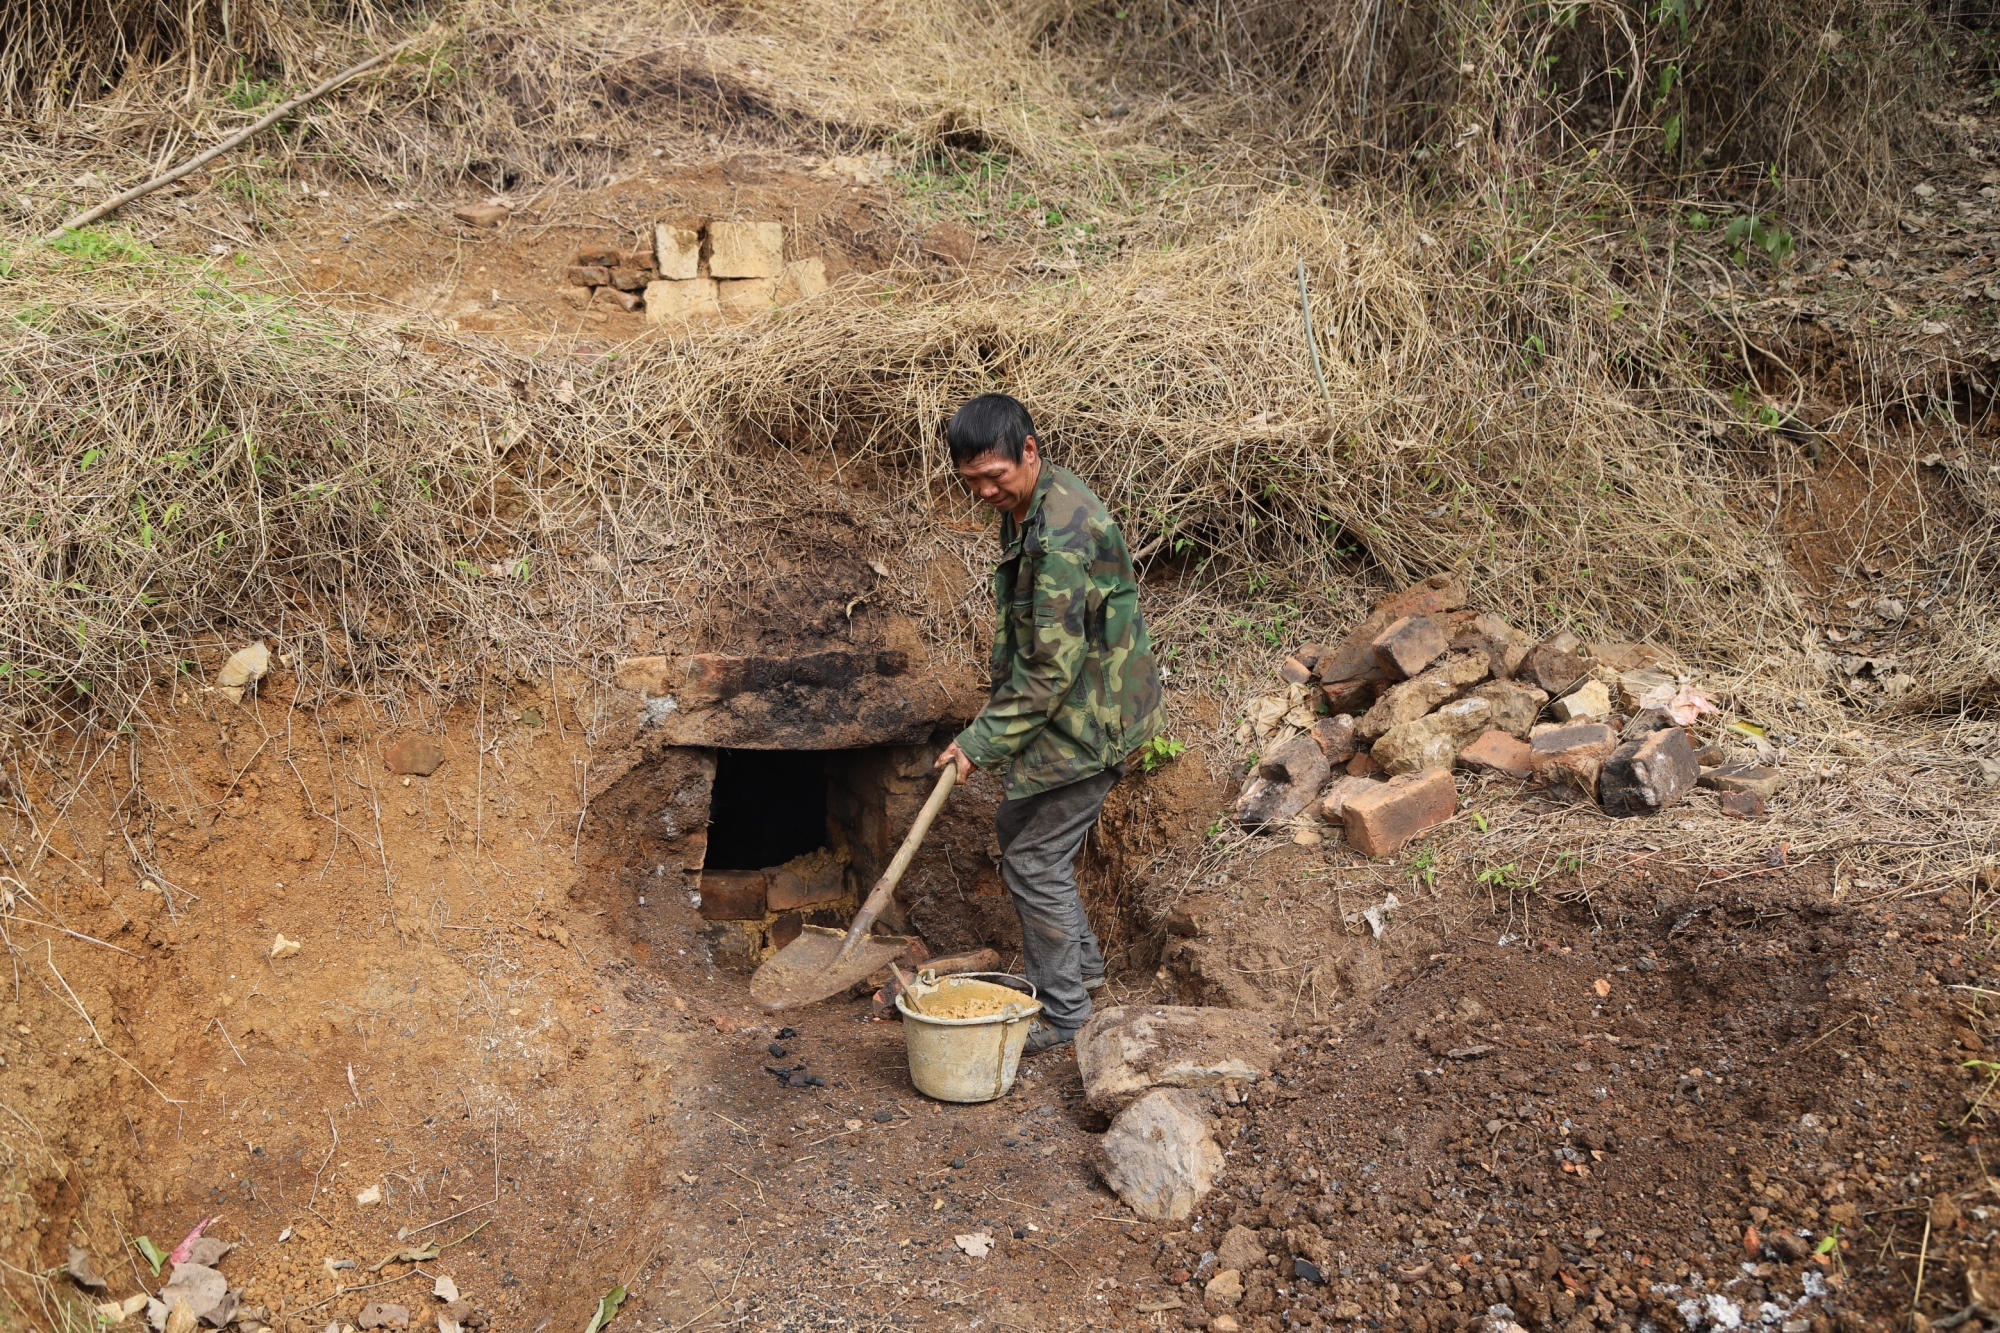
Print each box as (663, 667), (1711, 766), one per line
(994, 765), (1120, 1031)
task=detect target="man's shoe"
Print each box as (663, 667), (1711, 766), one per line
(1023, 1021), (1077, 1054)
(1083, 973), (1106, 992)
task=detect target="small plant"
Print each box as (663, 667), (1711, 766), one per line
(1724, 212), (1793, 267)
(1140, 735), (1187, 772)
(1476, 863), (1521, 888)
(1410, 844), (1439, 888)
(1469, 810), (1489, 833)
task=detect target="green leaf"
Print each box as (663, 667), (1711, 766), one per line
(135, 1236), (168, 1275)
(583, 1286), (627, 1333)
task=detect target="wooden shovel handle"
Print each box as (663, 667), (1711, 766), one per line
(834, 764), (957, 962)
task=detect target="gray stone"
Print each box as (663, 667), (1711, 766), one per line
(1470, 678), (1547, 737)
(1598, 727), (1698, 816)
(1096, 1088), (1223, 1222)
(1233, 734), (1329, 829)
(1075, 1005), (1283, 1114)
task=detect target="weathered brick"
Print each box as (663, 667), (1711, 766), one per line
(654, 223), (702, 280)
(1458, 729), (1533, 779)
(1551, 678), (1612, 723)
(768, 861), (845, 911)
(1615, 667), (1676, 712)
(698, 870), (767, 921)
(1310, 714), (1356, 762)
(384, 736), (446, 776)
(1620, 709), (1674, 741)
(1528, 723), (1619, 796)
(1321, 678), (1374, 715)
(709, 220), (784, 279)
(1697, 764), (1787, 800)
(1716, 790), (1766, 818)
(1462, 613), (1532, 678)
(565, 264), (611, 287)
(643, 278), (722, 325)
(452, 201), (510, 228)
(1355, 650), (1490, 740)
(1597, 727), (1697, 817)
(602, 288), (643, 312)
(1521, 639), (1588, 695)
(574, 245), (622, 266)
(1346, 749), (1380, 778)
(609, 267), (655, 292)
(1371, 615), (1449, 680)
(1318, 775), (1382, 821)
(1234, 735), (1329, 829)
(718, 277), (779, 315)
(1314, 575), (1468, 685)
(1279, 652), (1318, 686)
(1343, 768), (1457, 857)
(777, 256), (829, 302)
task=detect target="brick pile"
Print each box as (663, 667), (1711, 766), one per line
(1231, 576), (1786, 855)
(561, 218), (828, 322)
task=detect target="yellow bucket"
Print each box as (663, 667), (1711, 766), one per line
(894, 972), (1042, 1103)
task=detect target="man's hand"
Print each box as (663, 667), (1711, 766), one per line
(936, 742), (974, 781)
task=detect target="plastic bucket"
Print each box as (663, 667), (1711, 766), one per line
(894, 972), (1042, 1103)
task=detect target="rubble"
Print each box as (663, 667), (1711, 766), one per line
(1229, 577), (1746, 849)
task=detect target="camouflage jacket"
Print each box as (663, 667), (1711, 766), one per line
(956, 464), (1168, 799)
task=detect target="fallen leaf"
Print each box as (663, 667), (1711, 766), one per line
(433, 1275), (460, 1302)
(158, 1262), (228, 1321)
(368, 1242), (438, 1272)
(167, 1218), (219, 1267)
(582, 1284), (628, 1333)
(357, 1300), (412, 1330)
(135, 1235), (168, 1275)
(271, 933), (302, 959)
(66, 1245), (108, 1291)
(1592, 978), (1612, 998)
(954, 1231), (994, 1258)
(186, 1236), (232, 1266)
(868, 560), (889, 577)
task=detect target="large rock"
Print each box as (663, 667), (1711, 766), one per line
(1456, 613), (1533, 679)
(1520, 637), (1588, 695)
(1598, 727), (1697, 816)
(1528, 723), (1619, 797)
(1233, 734), (1329, 829)
(1313, 575), (1467, 686)
(1075, 1005), (1283, 1114)
(708, 220), (784, 278)
(1354, 650), (1489, 740)
(1372, 696), (1492, 776)
(1370, 615), (1448, 680)
(1096, 1088), (1223, 1221)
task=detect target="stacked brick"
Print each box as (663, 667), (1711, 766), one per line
(562, 219), (829, 322)
(694, 848), (852, 965)
(1232, 576), (1784, 856)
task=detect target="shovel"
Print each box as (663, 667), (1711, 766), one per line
(750, 763), (958, 1010)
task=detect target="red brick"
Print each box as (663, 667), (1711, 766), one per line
(1345, 749), (1380, 778)
(574, 245), (622, 266)
(565, 264), (611, 287)
(770, 912), (803, 949)
(698, 870), (767, 921)
(609, 267), (654, 292)
(1342, 768), (1457, 857)
(383, 736), (445, 776)
(1279, 653), (1318, 686)
(1314, 575), (1467, 685)
(1458, 729), (1532, 779)
(1370, 615), (1448, 680)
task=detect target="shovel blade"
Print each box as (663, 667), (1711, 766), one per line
(750, 925), (912, 1011)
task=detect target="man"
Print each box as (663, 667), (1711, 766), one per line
(934, 393), (1168, 1053)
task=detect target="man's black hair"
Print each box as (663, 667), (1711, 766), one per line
(945, 393), (1037, 466)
